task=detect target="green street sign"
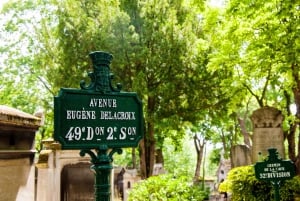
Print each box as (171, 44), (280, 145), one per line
(254, 148), (295, 182)
(254, 148), (296, 201)
(54, 88), (143, 149)
(54, 51), (144, 201)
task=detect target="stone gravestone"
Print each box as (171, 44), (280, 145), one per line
(123, 169), (140, 201)
(251, 107), (284, 162)
(216, 159), (231, 183)
(230, 145), (252, 168)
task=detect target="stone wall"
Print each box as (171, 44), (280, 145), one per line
(36, 143), (93, 201)
(0, 158), (35, 201)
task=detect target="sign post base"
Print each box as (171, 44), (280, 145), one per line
(80, 145), (122, 201)
(271, 181), (281, 201)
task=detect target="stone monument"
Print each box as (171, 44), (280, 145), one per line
(230, 145), (252, 168)
(0, 105), (42, 201)
(36, 139), (96, 201)
(251, 107), (284, 162)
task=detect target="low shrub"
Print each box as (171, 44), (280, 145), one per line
(219, 166), (300, 201)
(128, 174), (209, 201)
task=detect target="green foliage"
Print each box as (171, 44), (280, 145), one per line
(1, 0), (300, 179)
(208, 146), (222, 164)
(285, 175), (300, 194)
(0, 0), (212, 150)
(113, 148), (139, 168)
(206, 0), (300, 114)
(128, 174), (209, 201)
(219, 166), (300, 201)
(163, 137), (196, 178)
(219, 166), (271, 201)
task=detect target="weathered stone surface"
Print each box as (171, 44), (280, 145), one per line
(0, 105), (41, 130)
(0, 158), (35, 201)
(61, 163), (94, 201)
(251, 107), (285, 162)
(231, 145), (252, 167)
(216, 159), (231, 183)
(0, 105), (41, 201)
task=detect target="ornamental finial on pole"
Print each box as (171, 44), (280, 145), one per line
(80, 51), (122, 93)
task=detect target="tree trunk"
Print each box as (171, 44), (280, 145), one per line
(238, 117), (251, 148)
(284, 90), (297, 161)
(296, 132), (300, 175)
(286, 124), (297, 161)
(291, 63), (300, 175)
(139, 139), (147, 178)
(193, 134), (205, 182)
(156, 148), (164, 164)
(146, 121), (156, 177)
(220, 130), (227, 157)
(132, 148), (136, 169)
(139, 96), (156, 178)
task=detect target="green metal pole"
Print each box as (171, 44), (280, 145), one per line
(80, 146), (122, 201)
(92, 164), (112, 201)
(92, 149), (112, 201)
(272, 181), (280, 201)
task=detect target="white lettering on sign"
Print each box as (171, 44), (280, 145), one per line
(100, 111), (136, 120)
(66, 109), (96, 119)
(120, 127), (136, 139)
(89, 98), (117, 108)
(63, 97), (140, 143)
(259, 172), (291, 179)
(267, 163), (281, 168)
(64, 126), (137, 141)
(264, 167), (285, 172)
